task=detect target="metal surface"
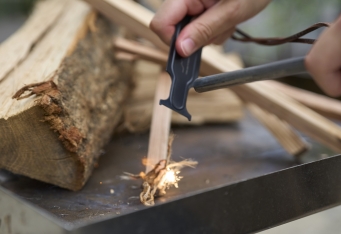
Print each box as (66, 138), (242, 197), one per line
(0, 113), (339, 233)
(161, 16), (202, 120)
(194, 57), (306, 92)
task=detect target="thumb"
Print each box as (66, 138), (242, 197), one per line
(175, 0), (271, 57)
(176, 0), (242, 57)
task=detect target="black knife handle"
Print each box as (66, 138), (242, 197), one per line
(160, 16), (202, 121)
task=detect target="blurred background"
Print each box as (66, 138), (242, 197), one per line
(0, 0), (341, 233)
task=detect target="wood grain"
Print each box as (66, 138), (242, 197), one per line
(0, 1), (133, 190)
(264, 81), (341, 121)
(248, 103), (308, 157)
(146, 72), (172, 172)
(0, 0), (67, 82)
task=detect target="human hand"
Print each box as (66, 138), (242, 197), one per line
(306, 15), (341, 97)
(150, 0), (271, 57)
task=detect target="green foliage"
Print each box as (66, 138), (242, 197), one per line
(0, 0), (37, 17)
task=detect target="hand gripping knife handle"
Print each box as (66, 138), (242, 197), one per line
(160, 16), (202, 121)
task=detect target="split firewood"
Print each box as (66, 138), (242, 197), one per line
(114, 37), (167, 67)
(114, 38), (308, 156)
(263, 81), (341, 121)
(117, 60), (243, 133)
(236, 82), (341, 152)
(86, 0), (341, 152)
(247, 103), (308, 156)
(0, 0), (67, 82)
(0, 0), (133, 190)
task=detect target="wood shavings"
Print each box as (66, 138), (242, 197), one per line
(123, 134), (198, 206)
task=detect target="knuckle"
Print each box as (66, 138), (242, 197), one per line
(149, 19), (161, 33)
(193, 22), (214, 42)
(225, 1), (242, 21)
(305, 54), (318, 73)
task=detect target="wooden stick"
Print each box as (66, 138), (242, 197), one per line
(247, 103), (308, 157)
(141, 0), (164, 11)
(114, 37), (167, 66)
(236, 82), (341, 152)
(0, 0), (67, 82)
(146, 71), (172, 172)
(263, 81), (341, 121)
(86, 0), (341, 152)
(0, 1), (133, 191)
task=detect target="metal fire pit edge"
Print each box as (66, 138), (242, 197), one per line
(1, 154), (341, 234)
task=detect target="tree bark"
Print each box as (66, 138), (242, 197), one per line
(0, 0), (133, 191)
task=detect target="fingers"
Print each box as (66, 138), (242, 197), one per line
(150, 0), (270, 56)
(175, 0), (271, 57)
(306, 15), (341, 97)
(212, 27), (236, 45)
(150, 0), (218, 45)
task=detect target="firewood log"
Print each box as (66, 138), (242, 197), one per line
(0, 0), (133, 190)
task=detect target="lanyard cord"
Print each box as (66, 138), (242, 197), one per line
(232, 22), (331, 45)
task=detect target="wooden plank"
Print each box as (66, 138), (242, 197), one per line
(140, 0), (164, 11)
(146, 71), (172, 172)
(247, 103), (308, 157)
(114, 37), (243, 68)
(0, 0), (67, 82)
(264, 81), (341, 121)
(0, 0), (91, 118)
(236, 82), (341, 152)
(0, 1), (133, 190)
(114, 37), (167, 67)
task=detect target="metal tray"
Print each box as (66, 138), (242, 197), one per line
(1, 113), (340, 234)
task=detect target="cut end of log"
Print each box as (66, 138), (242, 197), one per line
(0, 1), (133, 191)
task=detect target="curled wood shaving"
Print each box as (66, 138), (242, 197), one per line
(123, 134), (198, 206)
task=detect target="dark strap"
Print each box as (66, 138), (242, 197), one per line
(232, 22), (331, 45)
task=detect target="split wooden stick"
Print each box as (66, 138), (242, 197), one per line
(247, 103), (308, 156)
(114, 37), (243, 68)
(141, 0), (164, 11)
(236, 82), (341, 152)
(146, 71), (172, 172)
(263, 81), (341, 121)
(0, 0), (67, 82)
(114, 37), (167, 67)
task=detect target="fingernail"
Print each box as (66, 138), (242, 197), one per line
(181, 38), (196, 56)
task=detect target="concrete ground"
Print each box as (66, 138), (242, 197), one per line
(260, 205), (341, 233)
